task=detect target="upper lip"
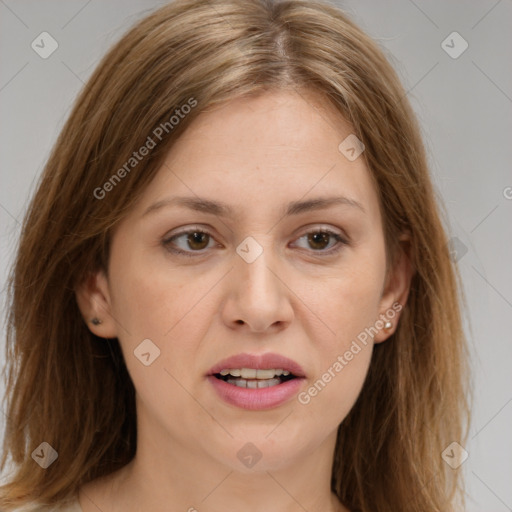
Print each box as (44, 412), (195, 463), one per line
(208, 352), (306, 378)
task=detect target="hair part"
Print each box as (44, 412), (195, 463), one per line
(0, 1), (471, 510)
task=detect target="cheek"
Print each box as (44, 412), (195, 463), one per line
(107, 250), (215, 384)
(297, 343), (372, 434)
(335, 265), (383, 336)
(301, 239), (386, 414)
(107, 261), (206, 426)
(314, 238), (387, 347)
(108, 242), (193, 338)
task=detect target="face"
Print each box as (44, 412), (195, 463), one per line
(77, 89), (410, 473)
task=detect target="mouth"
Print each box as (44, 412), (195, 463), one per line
(213, 368), (298, 389)
(207, 353), (305, 410)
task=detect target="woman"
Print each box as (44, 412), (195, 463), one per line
(0, 0), (471, 511)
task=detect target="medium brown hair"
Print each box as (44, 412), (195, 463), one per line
(0, 0), (471, 510)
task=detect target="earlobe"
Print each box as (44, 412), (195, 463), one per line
(374, 235), (414, 344)
(74, 269), (118, 338)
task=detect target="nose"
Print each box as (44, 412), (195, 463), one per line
(221, 239), (294, 333)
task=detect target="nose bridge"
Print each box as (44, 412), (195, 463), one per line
(235, 234), (279, 297)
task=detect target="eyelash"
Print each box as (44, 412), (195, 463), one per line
(162, 226), (349, 258)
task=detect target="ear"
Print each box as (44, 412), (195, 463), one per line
(373, 233), (414, 343)
(75, 269), (118, 338)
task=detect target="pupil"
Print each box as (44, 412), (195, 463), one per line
(188, 232), (208, 250)
(309, 232), (329, 250)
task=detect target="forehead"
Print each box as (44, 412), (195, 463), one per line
(131, 89), (381, 225)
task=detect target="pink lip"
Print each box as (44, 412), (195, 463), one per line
(207, 352), (306, 411)
(207, 352), (305, 377)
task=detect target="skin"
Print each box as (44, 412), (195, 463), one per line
(76, 89), (412, 512)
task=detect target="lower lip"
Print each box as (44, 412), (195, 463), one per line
(207, 375), (304, 410)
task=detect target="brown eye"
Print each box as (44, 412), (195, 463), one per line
(307, 232), (331, 250)
(163, 226), (348, 259)
(163, 229), (215, 257)
(184, 231), (210, 250)
(293, 229), (348, 253)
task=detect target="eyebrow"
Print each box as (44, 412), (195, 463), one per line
(142, 195), (366, 219)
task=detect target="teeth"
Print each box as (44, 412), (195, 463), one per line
(241, 368), (257, 379)
(218, 368), (291, 379)
(226, 378), (281, 388)
(256, 369), (276, 379)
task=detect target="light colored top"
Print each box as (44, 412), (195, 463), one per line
(9, 496), (82, 512)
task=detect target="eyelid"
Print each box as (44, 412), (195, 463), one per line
(162, 224), (349, 258)
(293, 224), (349, 245)
(162, 225), (219, 258)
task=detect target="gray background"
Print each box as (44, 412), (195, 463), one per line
(0, 1), (511, 510)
